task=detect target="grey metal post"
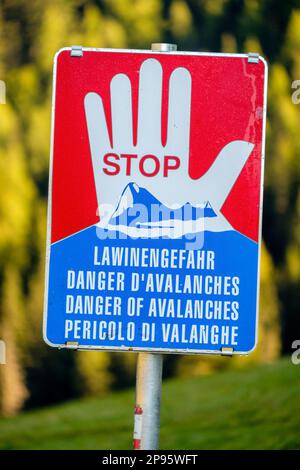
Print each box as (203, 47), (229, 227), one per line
(151, 43), (177, 52)
(133, 43), (177, 451)
(134, 353), (163, 449)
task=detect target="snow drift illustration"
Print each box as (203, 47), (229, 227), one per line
(99, 182), (234, 238)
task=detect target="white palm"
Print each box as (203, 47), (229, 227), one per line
(84, 58), (254, 228)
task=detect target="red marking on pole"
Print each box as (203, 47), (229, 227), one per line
(135, 405), (143, 415)
(133, 438), (141, 450)
(133, 405), (143, 450)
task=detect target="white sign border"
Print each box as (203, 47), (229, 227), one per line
(43, 47), (268, 356)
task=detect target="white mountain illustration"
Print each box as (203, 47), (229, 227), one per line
(98, 182), (233, 239)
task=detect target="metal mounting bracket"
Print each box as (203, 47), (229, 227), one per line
(71, 45), (83, 57)
(248, 52), (259, 63)
(221, 347), (234, 356)
(65, 341), (79, 348)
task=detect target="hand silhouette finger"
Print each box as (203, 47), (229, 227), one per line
(198, 140), (255, 210)
(137, 59), (163, 149)
(111, 74), (133, 149)
(84, 92), (111, 156)
(167, 67), (191, 161)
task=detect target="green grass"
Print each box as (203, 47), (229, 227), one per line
(0, 358), (299, 450)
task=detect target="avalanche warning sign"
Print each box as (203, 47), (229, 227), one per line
(43, 47), (267, 355)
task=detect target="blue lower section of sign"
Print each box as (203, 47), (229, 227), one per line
(45, 226), (259, 353)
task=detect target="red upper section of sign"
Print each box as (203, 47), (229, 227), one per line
(51, 50), (266, 243)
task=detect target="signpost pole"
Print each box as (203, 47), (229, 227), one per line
(134, 353), (163, 450)
(132, 42), (177, 451)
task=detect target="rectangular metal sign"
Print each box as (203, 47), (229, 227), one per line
(43, 48), (267, 355)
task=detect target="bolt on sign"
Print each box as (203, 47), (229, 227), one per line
(43, 47), (267, 355)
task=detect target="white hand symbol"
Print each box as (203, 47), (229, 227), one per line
(84, 58), (254, 228)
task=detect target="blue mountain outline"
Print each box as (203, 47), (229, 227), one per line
(109, 182), (217, 227)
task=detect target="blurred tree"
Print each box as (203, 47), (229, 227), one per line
(0, 268), (28, 415)
(0, 81), (34, 414)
